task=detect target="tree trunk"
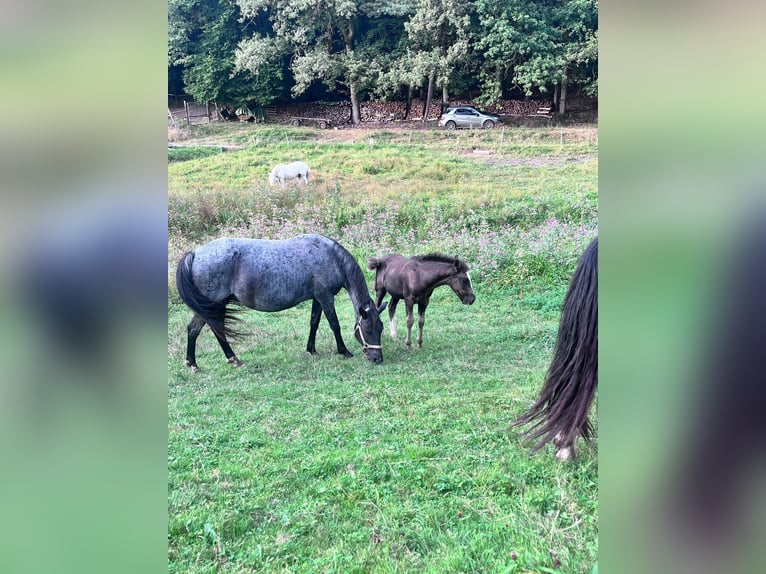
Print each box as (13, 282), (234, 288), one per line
(349, 82), (361, 124)
(442, 83), (449, 105)
(553, 83), (560, 107)
(405, 84), (413, 120)
(423, 73), (435, 123)
(495, 64), (503, 102)
(340, 21), (360, 124)
(558, 72), (568, 116)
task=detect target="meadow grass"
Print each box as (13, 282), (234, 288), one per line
(168, 123), (598, 573)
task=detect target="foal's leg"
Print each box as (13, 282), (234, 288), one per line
(404, 299), (415, 348)
(185, 315), (205, 372)
(306, 298), (323, 355)
(416, 300), (429, 348)
(318, 296), (353, 357)
(387, 296), (400, 340)
(374, 288), (387, 308)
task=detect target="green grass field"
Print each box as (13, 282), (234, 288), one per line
(168, 123), (598, 573)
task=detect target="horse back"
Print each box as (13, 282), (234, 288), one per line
(368, 254), (414, 295)
(191, 236), (345, 311)
(289, 161), (309, 173)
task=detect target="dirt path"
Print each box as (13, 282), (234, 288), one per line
(169, 124), (598, 157)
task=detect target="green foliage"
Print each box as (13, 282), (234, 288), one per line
(400, 0), (471, 99)
(172, 1), (597, 110)
(473, 0), (598, 103)
(169, 0), (284, 106)
(236, 0), (407, 121)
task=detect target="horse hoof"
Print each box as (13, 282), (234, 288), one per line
(189, 364), (201, 373)
(228, 357), (244, 367)
(555, 446), (574, 461)
(342, 351), (354, 358)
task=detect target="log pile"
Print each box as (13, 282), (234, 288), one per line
(267, 102), (351, 124)
(360, 101), (407, 122)
(497, 100), (551, 115)
(265, 99), (556, 125)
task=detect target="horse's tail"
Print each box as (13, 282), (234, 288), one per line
(514, 237), (598, 450)
(175, 251), (243, 340)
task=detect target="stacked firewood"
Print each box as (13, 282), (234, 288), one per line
(268, 102), (351, 124)
(360, 101), (407, 122)
(264, 99), (556, 125)
(497, 100), (551, 115)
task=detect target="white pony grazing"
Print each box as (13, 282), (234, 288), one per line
(268, 161), (310, 187)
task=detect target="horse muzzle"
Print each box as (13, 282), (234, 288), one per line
(363, 348), (383, 364)
(355, 322), (383, 364)
(462, 294), (476, 305)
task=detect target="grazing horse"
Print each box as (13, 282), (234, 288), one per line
(367, 253), (476, 348)
(514, 237), (598, 460)
(176, 234), (387, 371)
(268, 161), (310, 187)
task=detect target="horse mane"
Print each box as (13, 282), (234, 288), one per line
(328, 239), (373, 311)
(514, 237), (598, 450)
(412, 253), (469, 273)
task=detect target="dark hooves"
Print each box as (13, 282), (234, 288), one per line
(342, 351), (354, 358)
(227, 356), (244, 367)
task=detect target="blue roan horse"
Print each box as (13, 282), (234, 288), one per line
(175, 234), (387, 371)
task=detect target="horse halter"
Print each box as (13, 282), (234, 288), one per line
(354, 316), (382, 351)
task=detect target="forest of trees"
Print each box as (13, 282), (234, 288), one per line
(168, 0), (597, 121)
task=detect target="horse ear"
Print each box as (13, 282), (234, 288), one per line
(377, 301), (388, 314)
(359, 306), (370, 319)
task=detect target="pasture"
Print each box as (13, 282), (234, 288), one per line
(168, 124), (598, 573)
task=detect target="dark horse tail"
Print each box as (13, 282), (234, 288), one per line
(175, 251), (242, 340)
(515, 237), (598, 450)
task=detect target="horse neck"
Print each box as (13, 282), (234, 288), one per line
(336, 247), (371, 315)
(421, 262), (459, 290)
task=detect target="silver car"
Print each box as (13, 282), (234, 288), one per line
(438, 106), (500, 130)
